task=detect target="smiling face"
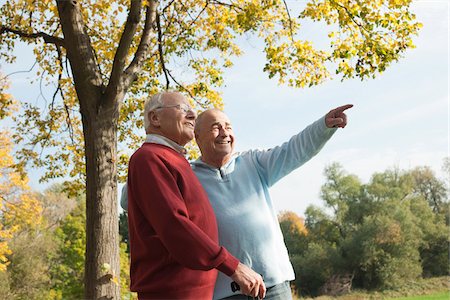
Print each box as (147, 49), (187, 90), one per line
(148, 92), (196, 146)
(195, 109), (235, 168)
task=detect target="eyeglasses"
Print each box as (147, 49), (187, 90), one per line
(155, 103), (195, 115)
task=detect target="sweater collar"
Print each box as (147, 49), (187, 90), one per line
(191, 153), (238, 170)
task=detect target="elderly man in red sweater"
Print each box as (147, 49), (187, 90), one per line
(127, 91), (266, 300)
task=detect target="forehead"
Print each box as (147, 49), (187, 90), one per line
(163, 92), (187, 105)
(203, 110), (231, 125)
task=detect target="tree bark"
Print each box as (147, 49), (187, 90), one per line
(56, 0), (120, 298)
(83, 100), (120, 300)
(56, 0), (158, 297)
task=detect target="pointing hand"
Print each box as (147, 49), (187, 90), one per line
(325, 104), (353, 128)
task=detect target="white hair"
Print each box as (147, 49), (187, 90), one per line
(143, 92), (166, 132)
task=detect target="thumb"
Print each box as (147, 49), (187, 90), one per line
(327, 117), (343, 128)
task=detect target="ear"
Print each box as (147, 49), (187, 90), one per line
(194, 127), (202, 140)
(149, 110), (161, 127)
(195, 132), (204, 149)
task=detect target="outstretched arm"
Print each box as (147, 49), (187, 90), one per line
(252, 103), (353, 187)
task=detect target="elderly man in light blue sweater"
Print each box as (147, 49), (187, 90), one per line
(121, 104), (352, 299)
(191, 104), (352, 300)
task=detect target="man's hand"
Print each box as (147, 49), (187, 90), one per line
(231, 262), (266, 298)
(325, 104), (353, 128)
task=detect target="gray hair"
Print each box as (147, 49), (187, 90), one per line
(143, 92), (166, 132)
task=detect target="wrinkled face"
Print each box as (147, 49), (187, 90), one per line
(195, 110), (235, 164)
(151, 92), (196, 146)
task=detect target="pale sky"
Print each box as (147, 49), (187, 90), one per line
(219, 1), (449, 216)
(1, 1), (448, 217)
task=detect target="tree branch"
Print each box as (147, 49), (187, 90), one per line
(0, 25), (65, 48)
(55, 45), (75, 144)
(330, 0), (371, 36)
(122, 1), (158, 91)
(166, 69), (208, 108)
(0, 59), (39, 81)
(156, 13), (170, 90)
(106, 0), (143, 97)
(56, 0), (104, 111)
(210, 0), (243, 11)
(162, 0), (177, 13)
(190, 1), (209, 27)
(282, 0), (295, 43)
(91, 43), (106, 81)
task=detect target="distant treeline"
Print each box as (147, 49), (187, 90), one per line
(1, 161), (447, 299)
(278, 162), (449, 297)
(0, 186), (132, 299)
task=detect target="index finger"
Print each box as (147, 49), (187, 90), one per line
(251, 281), (260, 298)
(259, 282), (267, 299)
(333, 104), (353, 114)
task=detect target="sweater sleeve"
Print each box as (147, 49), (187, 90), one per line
(252, 116), (337, 187)
(128, 151), (239, 276)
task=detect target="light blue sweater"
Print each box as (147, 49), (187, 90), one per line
(120, 116), (336, 299)
(190, 116), (336, 299)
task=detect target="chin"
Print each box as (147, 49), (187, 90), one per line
(182, 136), (194, 144)
(215, 149), (231, 156)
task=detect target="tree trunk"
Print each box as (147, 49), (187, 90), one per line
(56, 1), (121, 297)
(56, 1), (155, 297)
(82, 98), (120, 299)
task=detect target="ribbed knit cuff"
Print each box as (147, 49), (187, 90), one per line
(318, 115), (334, 130)
(216, 249), (240, 277)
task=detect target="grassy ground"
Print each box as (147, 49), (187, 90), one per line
(293, 276), (449, 300)
(392, 291), (449, 300)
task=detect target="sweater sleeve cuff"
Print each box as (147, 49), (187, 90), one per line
(319, 115), (337, 135)
(216, 249), (240, 277)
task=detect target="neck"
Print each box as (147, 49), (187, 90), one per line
(201, 154), (232, 168)
(147, 129), (185, 146)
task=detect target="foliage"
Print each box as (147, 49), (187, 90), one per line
(0, 181), (134, 299)
(410, 167), (447, 214)
(0, 0), (422, 189)
(1, 231), (56, 300)
(47, 188), (133, 299)
(279, 211), (308, 235)
(300, 0), (422, 81)
(0, 72), (17, 119)
(291, 243), (334, 296)
(118, 210), (136, 299)
(279, 210), (308, 254)
(0, 130), (43, 272)
(0, 132), (58, 299)
(119, 211), (130, 253)
(282, 163), (449, 296)
(120, 240), (137, 300)
(410, 198), (449, 277)
(0, 76), (21, 271)
(49, 195), (86, 300)
(0, 1), (423, 296)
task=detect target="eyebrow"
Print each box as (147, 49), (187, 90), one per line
(211, 121), (232, 127)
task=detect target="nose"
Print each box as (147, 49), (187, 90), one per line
(186, 109), (197, 119)
(219, 127), (229, 137)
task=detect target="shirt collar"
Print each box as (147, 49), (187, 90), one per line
(145, 134), (188, 156)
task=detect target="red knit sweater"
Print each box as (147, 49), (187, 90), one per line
(127, 143), (239, 299)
